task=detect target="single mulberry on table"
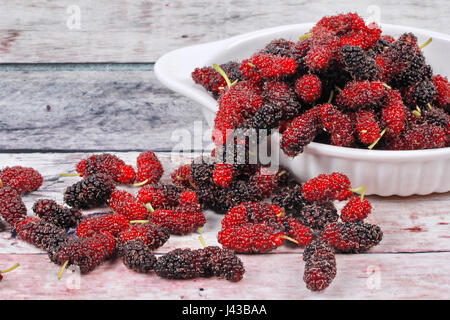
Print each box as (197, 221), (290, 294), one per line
(0, 166), (43, 195)
(0, 187), (27, 228)
(303, 239), (337, 291)
(33, 199), (82, 229)
(135, 151), (164, 186)
(76, 213), (130, 238)
(64, 173), (116, 209)
(76, 153), (136, 184)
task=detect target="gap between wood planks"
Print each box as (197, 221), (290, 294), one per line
(0, 63), (155, 71)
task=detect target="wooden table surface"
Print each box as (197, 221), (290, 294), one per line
(1, 0), (449, 300)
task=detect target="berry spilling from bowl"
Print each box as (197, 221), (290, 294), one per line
(191, 12), (450, 154)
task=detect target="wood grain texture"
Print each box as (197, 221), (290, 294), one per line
(0, 70), (208, 151)
(0, 152), (449, 255)
(0, 0), (448, 63)
(0, 152), (449, 299)
(1, 252), (449, 299)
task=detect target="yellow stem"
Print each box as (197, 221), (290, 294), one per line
(349, 186), (367, 201)
(133, 179), (149, 187)
(60, 173), (81, 177)
(197, 227), (205, 234)
(198, 235), (207, 248)
(144, 203), (155, 213)
(58, 260), (69, 280)
(299, 33), (312, 40)
(130, 220), (150, 224)
(213, 64), (232, 88)
(0, 263), (19, 274)
(279, 235), (298, 245)
(368, 128), (387, 150)
(327, 90), (335, 104)
(419, 37), (432, 49)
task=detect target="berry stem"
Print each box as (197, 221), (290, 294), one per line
(197, 227), (205, 233)
(60, 173), (81, 177)
(412, 105), (422, 119)
(419, 37), (432, 49)
(0, 263), (19, 274)
(130, 220), (150, 224)
(144, 203), (155, 213)
(382, 82), (392, 90)
(299, 33), (312, 40)
(213, 64), (232, 88)
(133, 179), (149, 187)
(368, 128), (387, 150)
(0, 179), (3, 188)
(58, 260), (69, 280)
(198, 235), (207, 248)
(349, 186), (367, 201)
(277, 208), (286, 218)
(327, 90), (335, 104)
(427, 103), (432, 110)
(279, 235), (299, 245)
(334, 85), (342, 92)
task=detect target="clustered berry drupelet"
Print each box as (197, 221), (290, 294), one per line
(76, 213), (130, 238)
(136, 151), (164, 186)
(0, 166), (43, 195)
(0, 186), (27, 228)
(76, 153), (136, 184)
(192, 12), (448, 153)
(33, 199), (82, 229)
(121, 239), (157, 274)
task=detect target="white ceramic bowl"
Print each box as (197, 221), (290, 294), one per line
(155, 23), (450, 196)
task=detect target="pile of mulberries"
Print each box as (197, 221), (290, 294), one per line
(269, 172), (382, 291)
(192, 12), (449, 152)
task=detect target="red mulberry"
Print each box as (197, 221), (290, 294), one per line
(118, 222), (169, 251)
(0, 187), (27, 228)
(356, 110), (381, 144)
(336, 80), (387, 110)
(109, 189), (149, 221)
(0, 166), (43, 195)
(302, 172), (353, 202)
(295, 74), (322, 104)
(340, 196), (372, 222)
(217, 222), (286, 253)
(136, 151), (164, 185)
(76, 213), (130, 238)
(303, 239), (336, 291)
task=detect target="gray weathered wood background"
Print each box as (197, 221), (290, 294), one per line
(1, 0), (449, 151)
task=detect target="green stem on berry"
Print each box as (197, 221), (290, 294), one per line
(412, 105), (422, 119)
(198, 235), (207, 248)
(197, 227), (205, 233)
(278, 170), (287, 177)
(349, 186), (367, 201)
(60, 173), (81, 177)
(334, 85), (342, 92)
(299, 33), (312, 40)
(368, 128), (387, 150)
(277, 208), (286, 219)
(58, 260), (69, 280)
(144, 203), (155, 213)
(279, 235), (299, 245)
(133, 179), (149, 187)
(382, 82), (392, 90)
(0, 263), (19, 274)
(419, 37), (432, 49)
(327, 90), (334, 104)
(130, 220), (150, 224)
(361, 129), (368, 134)
(213, 64), (232, 88)
(0, 179), (3, 188)
(427, 103), (433, 110)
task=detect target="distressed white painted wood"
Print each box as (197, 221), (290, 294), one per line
(0, 0), (448, 62)
(0, 152), (449, 256)
(1, 252), (449, 299)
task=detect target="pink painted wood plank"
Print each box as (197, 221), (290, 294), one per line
(1, 252), (449, 300)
